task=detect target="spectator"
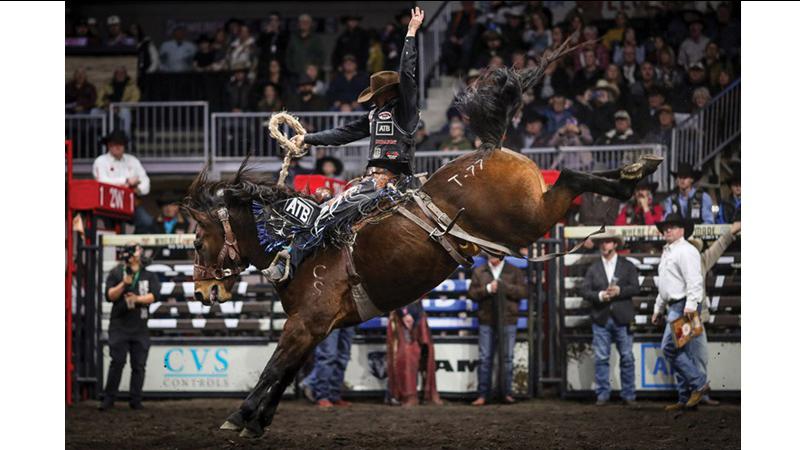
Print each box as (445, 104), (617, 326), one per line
(586, 80), (619, 139)
(651, 214), (709, 412)
(619, 44), (639, 86)
(601, 12), (628, 49)
(193, 35), (217, 71)
(224, 18), (243, 46)
(502, 11), (526, 52)
(601, 64), (628, 106)
(225, 64), (252, 112)
(129, 24), (159, 77)
(70, 18), (100, 47)
(468, 255), (527, 406)
(523, 11), (551, 56)
(574, 26), (609, 71)
(159, 26), (197, 72)
(672, 61), (708, 113)
(703, 42), (723, 90)
(473, 30), (508, 69)
(629, 61), (660, 108)
(712, 65), (734, 96)
(572, 47), (604, 97)
(595, 110), (639, 145)
(634, 88), (667, 136)
(663, 163), (714, 224)
(692, 86), (712, 112)
(256, 83), (284, 112)
(581, 232), (639, 406)
(255, 12), (289, 81)
(441, 1), (480, 74)
(105, 15), (135, 47)
(536, 51), (570, 102)
(287, 75), (329, 111)
(678, 20), (710, 70)
(154, 197), (191, 234)
(655, 46), (685, 91)
(286, 14), (324, 77)
(414, 119), (434, 151)
(547, 119), (593, 171)
(264, 59), (290, 96)
(645, 35), (668, 66)
(542, 94), (574, 136)
(367, 30), (385, 74)
(332, 15), (369, 71)
(708, 2), (740, 60)
(716, 171), (741, 224)
(227, 24), (256, 72)
(302, 64), (326, 96)
(572, 193), (621, 227)
(97, 243), (159, 411)
(92, 130), (153, 233)
(612, 28), (645, 66)
(644, 104), (676, 148)
(300, 327), (355, 408)
(211, 28), (228, 65)
(440, 120), (472, 151)
(505, 112), (549, 150)
(615, 180), (663, 225)
(327, 54), (369, 112)
(314, 156), (344, 180)
(522, 0), (553, 28)
(385, 300), (442, 406)
(66, 68), (97, 113)
(94, 67), (140, 136)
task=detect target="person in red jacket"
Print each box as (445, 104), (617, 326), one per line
(615, 179), (663, 225)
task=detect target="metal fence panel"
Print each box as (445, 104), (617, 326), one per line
(109, 101), (208, 160)
(65, 114), (107, 160)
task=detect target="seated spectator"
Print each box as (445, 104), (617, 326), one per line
(66, 68), (97, 113)
(547, 119), (593, 171)
(709, 2), (740, 60)
(644, 104), (675, 148)
(634, 88), (667, 136)
(536, 48), (570, 102)
(716, 171), (741, 224)
(523, 11), (551, 56)
(332, 15), (369, 71)
(505, 112), (549, 151)
(712, 66), (734, 96)
(502, 11), (526, 52)
(574, 26), (609, 71)
(655, 46), (685, 91)
(586, 81), (619, 140)
(601, 12), (627, 50)
(692, 86), (712, 112)
(510, 50), (526, 70)
(572, 47), (604, 97)
(256, 83), (284, 112)
(327, 54), (369, 112)
(619, 44), (639, 86)
(472, 30), (508, 69)
(601, 64), (629, 107)
(69, 18), (100, 47)
(255, 12), (289, 82)
(580, 231), (639, 406)
(542, 94), (575, 136)
(703, 42), (724, 89)
(414, 120), (434, 151)
(612, 28), (645, 67)
(286, 14), (325, 77)
(193, 35), (217, 71)
(439, 120), (472, 151)
(672, 61), (708, 113)
(92, 130), (153, 233)
(305, 64), (327, 96)
(159, 26), (196, 72)
(440, 1), (480, 74)
(663, 163), (715, 224)
(615, 180), (663, 225)
(628, 61), (661, 107)
(154, 197), (191, 234)
(264, 59), (290, 96)
(94, 67), (140, 135)
(225, 64), (252, 112)
(314, 156), (344, 180)
(287, 75), (329, 111)
(595, 110), (639, 145)
(678, 20), (710, 70)
(227, 24), (256, 72)
(104, 15), (135, 47)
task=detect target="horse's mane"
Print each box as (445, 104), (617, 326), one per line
(183, 155), (307, 212)
(455, 34), (586, 151)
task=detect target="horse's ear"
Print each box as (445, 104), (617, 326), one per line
(182, 205), (209, 225)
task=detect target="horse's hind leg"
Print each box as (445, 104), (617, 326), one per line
(553, 155), (664, 201)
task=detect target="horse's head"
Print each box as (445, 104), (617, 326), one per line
(187, 205), (245, 305)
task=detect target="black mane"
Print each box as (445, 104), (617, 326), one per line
(183, 156), (306, 212)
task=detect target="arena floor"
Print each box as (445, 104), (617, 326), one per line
(66, 397), (740, 449)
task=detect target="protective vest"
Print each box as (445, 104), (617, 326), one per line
(367, 100), (418, 175)
(669, 189), (705, 224)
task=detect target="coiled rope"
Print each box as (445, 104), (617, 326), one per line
(266, 112), (308, 188)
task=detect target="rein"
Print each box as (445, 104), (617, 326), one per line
(193, 207), (247, 281)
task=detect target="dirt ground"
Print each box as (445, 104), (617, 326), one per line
(66, 397), (740, 449)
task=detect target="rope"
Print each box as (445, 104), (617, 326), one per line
(266, 112), (308, 188)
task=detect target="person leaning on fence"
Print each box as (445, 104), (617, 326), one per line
(99, 244), (160, 411)
(685, 220), (741, 406)
(716, 171), (741, 224)
(467, 255), (527, 406)
(662, 163), (715, 224)
(92, 130), (154, 233)
(651, 213), (710, 411)
(581, 232), (640, 406)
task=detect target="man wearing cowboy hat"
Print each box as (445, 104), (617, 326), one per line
(716, 171), (741, 224)
(663, 162), (714, 224)
(581, 231), (640, 406)
(651, 213), (710, 411)
(264, 7), (425, 282)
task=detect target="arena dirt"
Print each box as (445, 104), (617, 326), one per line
(66, 398), (740, 449)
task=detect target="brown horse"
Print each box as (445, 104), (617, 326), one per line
(185, 148), (662, 437)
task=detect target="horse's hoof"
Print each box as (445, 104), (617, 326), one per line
(239, 421), (264, 439)
(219, 410), (245, 431)
(620, 162), (644, 180)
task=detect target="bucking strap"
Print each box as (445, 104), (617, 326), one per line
(397, 206), (473, 267)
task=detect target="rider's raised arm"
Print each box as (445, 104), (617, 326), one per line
(302, 113), (370, 147)
(397, 7), (424, 132)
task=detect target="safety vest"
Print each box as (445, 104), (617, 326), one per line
(367, 100), (418, 175)
(669, 189), (705, 224)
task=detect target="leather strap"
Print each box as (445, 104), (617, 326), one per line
(193, 207), (248, 281)
(397, 206), (473, 267)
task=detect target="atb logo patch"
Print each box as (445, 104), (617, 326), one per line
(378, 111), (392, 120)
(282, 198), (315, 225)
(376, 121), (394, 136)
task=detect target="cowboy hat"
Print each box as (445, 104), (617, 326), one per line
(314, 156), (344, 176)
(357, 71), (400, 104)
(656, 212), (694, 238)
(590, 231), (624, 245)
(726, 171), (741, 186)
(670, 162), (702, 179)
(635, 178), (659, 192)
(101, 129), (128, 146)
(594, 79), (621, 98)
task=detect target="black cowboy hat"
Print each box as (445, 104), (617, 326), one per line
(726, 171), (741, 186)
(156, 192), (183, 207)
(101, 129), (128, 146)
(314, 156), (344, 176)
(670, 162), (702, 179)
(656, 212), (694, 238)
(635, 178), (659, 192)
(357, 71), (399, 104)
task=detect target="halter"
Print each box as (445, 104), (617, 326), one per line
(193, 207), (247, 281)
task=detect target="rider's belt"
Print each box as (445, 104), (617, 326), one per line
(668, 297), (687, 306)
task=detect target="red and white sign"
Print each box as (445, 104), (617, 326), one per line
(69, 180), (135, 218)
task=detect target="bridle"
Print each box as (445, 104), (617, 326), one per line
(193, 207), (247, 281)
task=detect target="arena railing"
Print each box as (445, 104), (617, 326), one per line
(418, 1), (454, 108)
(414, 144), (669, 190)
(65, 113), (107, 160)
(108, 101), (209, 163)
(670, 78), (741, 173)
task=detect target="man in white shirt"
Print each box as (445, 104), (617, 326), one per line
(651, 213), (710, 411)
(677, 21), (710, 70)
(92, 130), (153, 232)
